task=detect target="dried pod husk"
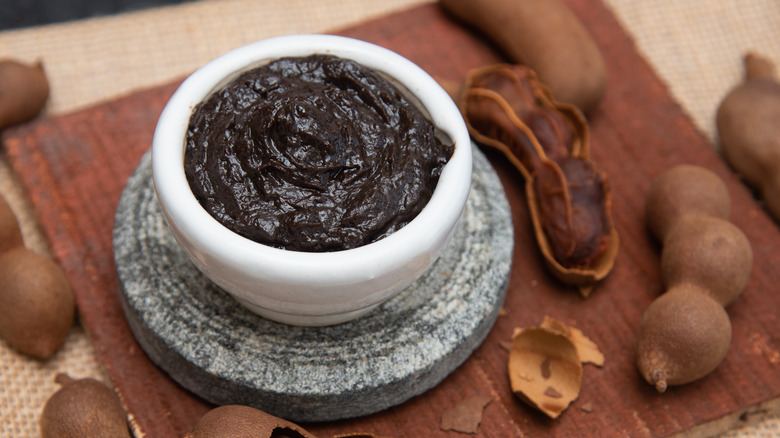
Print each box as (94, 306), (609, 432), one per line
(459, 64), (618, 294)
(0, 59), (49, 130)
(40, 373), (131, 438)
(440, 394), (493, 434)
(508, 326), (583, 418)
(186, 405), (317, 438)
(539, 316), (604, 367)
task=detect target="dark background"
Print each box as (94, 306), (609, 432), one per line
(1, 0), (198, 30)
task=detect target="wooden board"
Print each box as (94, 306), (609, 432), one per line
(3, 2), (780, 437)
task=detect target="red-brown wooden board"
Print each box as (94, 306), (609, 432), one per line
(3, 2), (780, 437)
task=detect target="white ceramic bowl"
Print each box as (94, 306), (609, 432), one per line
(152, 34), (472, 326)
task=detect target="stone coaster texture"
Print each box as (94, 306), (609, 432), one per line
(112, 144), (513, 422)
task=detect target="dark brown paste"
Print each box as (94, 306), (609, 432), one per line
(184, 54), (453, 252)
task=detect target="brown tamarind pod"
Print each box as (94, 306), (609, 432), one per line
(0, 59), (49, 130)
(638, 165), (753, 392)
(645, 164), (730, 242)
(440, 0), (607, 113)
(717, 52), (780, 220)
(40, 373), (131, 438)
(661, 215), (752, 307)
(636, 284), (732, 393)
(0, 247), (74, 359)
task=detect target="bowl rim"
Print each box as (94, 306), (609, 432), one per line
(151, 34), (472, 287)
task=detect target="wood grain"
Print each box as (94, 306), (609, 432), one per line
(3, 2), (779, 437)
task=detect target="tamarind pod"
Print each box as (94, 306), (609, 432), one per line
(717, 52), (780, 221)
(0, 59), (49, 130)
(440, 0), (607, 113)
(459, 64), (617, 294)
(638, 165), (753, 392)
(461, 65), (587, 170)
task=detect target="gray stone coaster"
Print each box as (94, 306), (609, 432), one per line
(112, 144), (513, 423)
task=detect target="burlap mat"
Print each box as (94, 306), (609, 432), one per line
(1, 0), (778, 436)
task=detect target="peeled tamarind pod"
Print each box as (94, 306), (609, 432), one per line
(636, 285), (732, 393)
(459, 64), (618, 294)
(717, 52), (780, 220)
(0, 194), (24, 255)
(661, 215), (752, 307)
(440, 0), (607, 113)
(645, 164), (730, 241)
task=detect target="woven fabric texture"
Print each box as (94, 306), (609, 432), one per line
(1, 0), (778, 436)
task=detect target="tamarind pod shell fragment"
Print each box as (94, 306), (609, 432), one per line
(508, 326), (583, 418)
(440, 0), (607, 113)
(458, 64), (618, 295)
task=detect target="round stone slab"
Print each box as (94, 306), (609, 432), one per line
(113, 145), (513, 423)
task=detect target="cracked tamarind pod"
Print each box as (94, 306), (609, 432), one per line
(458, 64), (618, 296)
(637, 165), (753, 392)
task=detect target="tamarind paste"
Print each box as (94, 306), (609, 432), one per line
(184, 54), (453, 252)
